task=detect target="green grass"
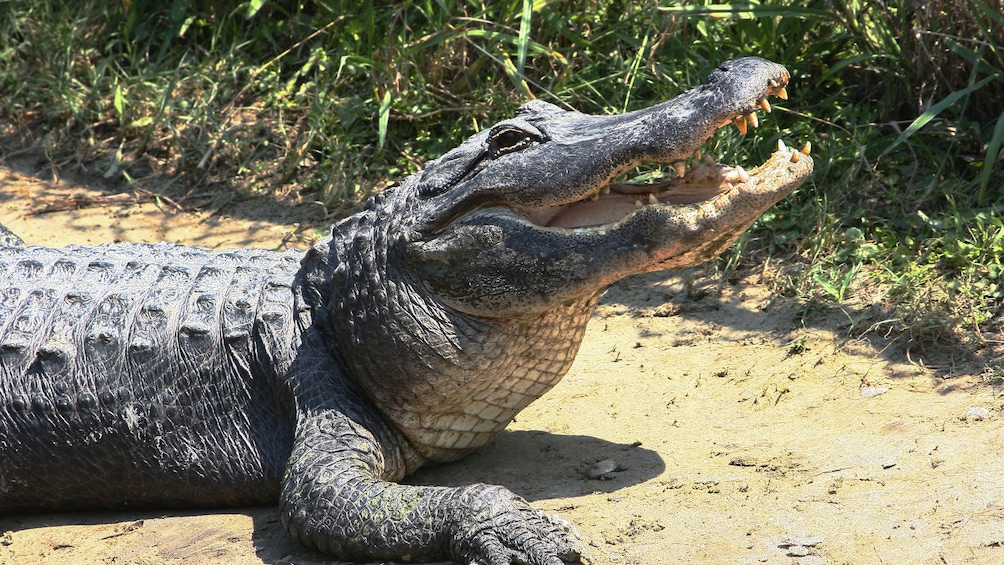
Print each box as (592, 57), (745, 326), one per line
(1, 0), (1002, 357)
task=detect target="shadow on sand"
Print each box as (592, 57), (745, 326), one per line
(0, 431), (661, 565)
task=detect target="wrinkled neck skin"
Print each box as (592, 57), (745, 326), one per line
(299, 57), (814, 470)
(300, 194), (602, 470)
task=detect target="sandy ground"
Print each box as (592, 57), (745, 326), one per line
(0, 164), (1002, 565)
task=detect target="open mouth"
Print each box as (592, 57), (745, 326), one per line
(523, 139), (811, 230)
(516, 81), (811, 231)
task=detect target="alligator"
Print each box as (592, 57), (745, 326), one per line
(0, 57), (812, 564)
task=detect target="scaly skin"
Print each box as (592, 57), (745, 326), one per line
(0, 57), (812, 564)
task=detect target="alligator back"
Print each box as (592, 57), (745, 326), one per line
(0, 242), (303, 510)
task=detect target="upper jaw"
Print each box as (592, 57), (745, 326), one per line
(507, 56), (805, 232)
(485, 57), (802, 228)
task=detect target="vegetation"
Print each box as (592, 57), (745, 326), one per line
(1, 0), (1002, 358)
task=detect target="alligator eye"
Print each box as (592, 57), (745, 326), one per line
(488, 126), (533, 156)
(494, 129), (524, 147)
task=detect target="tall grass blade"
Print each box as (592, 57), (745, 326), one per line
(246, 0), (267, 19)
(622, 32), (649, 113)
(502, 55), (533, 98)
(517, 0), (533, 77)
(378, 90), (392, 149)
(979, 109), (1004, 205)
(113, 84), (126, 120)
(882, 74), (998, 155)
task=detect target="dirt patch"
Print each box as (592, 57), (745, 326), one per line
(1, 165), (1002, 564)
(0, 159), (320, 250)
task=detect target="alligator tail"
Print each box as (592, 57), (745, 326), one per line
(0, 223), (24, 247)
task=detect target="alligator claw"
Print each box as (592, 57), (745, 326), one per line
(451, 485), (589, 565)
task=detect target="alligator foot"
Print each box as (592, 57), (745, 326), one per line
(449, 484), (590, 565)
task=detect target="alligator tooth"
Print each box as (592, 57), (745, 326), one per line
(777, 139), (788, 154)
(777, 86), (789, 100)
(770, 79), (779, 88)
(705, 155), (714, 166)
(673, 162), (686, 178)
(694, 148), (702, 161)
(801, 141), (812, 155)
(634, 199), (643, 208)
(590, 193), (600, 201)
(601, 185), (611, 194)
(747, 112), (759, 129)
(736, 166), (750, 182)
(789, 151), (801, 163)
(733, 116), (747, 135)
(759, 98), (772, 113)
(723, 168), (740, 183)
(647, 193), (659, 205)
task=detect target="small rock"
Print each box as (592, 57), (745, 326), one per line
(587, 458), (619, 480)
(729, 456), (759, 467)
(860, 386), (889, 398)
(779, 535), (823, 556)
(652, 303), (678, 317)
(882, 460), (897, 469)
(787, 545), (811, 557)
(781, 536), (824, 547)
(964, 407), (991, 421)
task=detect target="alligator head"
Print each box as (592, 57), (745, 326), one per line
(303, 57), (813, 468)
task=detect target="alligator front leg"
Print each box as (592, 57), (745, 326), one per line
(280, 411), (586, 564)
